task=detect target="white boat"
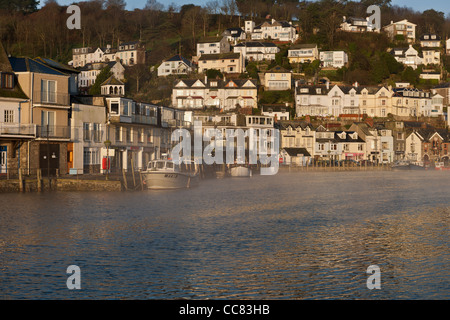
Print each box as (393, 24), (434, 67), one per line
(141, 160), (199, 190)
(230, 165), (252, 177)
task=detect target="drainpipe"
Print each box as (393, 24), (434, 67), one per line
(18, 100), (29, 172)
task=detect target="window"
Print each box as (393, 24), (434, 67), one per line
(139, 128), (145, 143)
(4, 110), (14, 123)
(41, 79), (56, 103)
(93, 123), (101, 142)
(111, 103), (119, 114)
(1, 73), (14, 89)
(126, 127), (132, 142)
(115, 126), (122, 142)
(83, 123), (90, 141)
(83, 148), (100, 165)
(41, 111), (55, 136)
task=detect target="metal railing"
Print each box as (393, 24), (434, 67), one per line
(36, 125), (71, 139)
(33, 91), (70, 106)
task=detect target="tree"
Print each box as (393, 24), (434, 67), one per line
(104, 0), (126, 10)
(89, 67), (112, 95)
(145, 0), (164, 11)
(206, 68), (223, 79)
(0, 0), (39, 13)
(421, 9), (445, 34)
(401, 66), (419, 85)
(127, 64), (147, 93)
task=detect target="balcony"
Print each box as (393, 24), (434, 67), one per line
(0, 123), (36, 138)
(36, 125), (71, 140)
(33, 91), (70, 107)
(131, 114), (158, 126)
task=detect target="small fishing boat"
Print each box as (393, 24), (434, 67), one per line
(141, 160), (199, 190)
(391, 160), (425, 171)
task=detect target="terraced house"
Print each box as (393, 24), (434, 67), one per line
(9, 56), (72, 176)
(172, 78), (257, 111)
(0, 44), (35, 177)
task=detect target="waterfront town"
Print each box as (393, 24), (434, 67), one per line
(1, 1), (450, 182)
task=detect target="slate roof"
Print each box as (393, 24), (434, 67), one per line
(0, 43), (29, 100)
(101, 75), (124, 86)
(199, 53), (241, 61)
(34, 57), (80, 74)
(9, 57), (67, 76)
(166, 54), (193, 67)
(234, 41), (278, 48)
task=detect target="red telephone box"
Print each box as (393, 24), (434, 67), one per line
(102, 157), (110, 170)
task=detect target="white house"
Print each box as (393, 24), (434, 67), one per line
(261, 105), (290, 121)
(340, 16), (379, 33)
(390, 45), (422, 69)
(233, 42), (279, 61)
(288, 44), (319, 64)
(157, 55), (194, 77)
(430, 93), (444, 117)
(70, 102), (107, 174)
(250, 19), (298, 42)
(245, 21), (255, 34)
(78, 61), (124, 89)
(405, 130), (423, 162)
(278, 121), (315, 157)
(172, 78), (258, 110)
(196, 37), (230, 57)
(319, 51), (348, 68)
(420, 34), (441, 66)
(222, 28), (246, 44)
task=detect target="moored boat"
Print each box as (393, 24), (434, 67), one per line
(391, 160), (426, 170)
(141, 160), (199, 190)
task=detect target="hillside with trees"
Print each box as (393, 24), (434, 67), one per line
(1, 0), (449, 103)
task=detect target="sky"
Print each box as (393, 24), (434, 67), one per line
(46, 0), (450, 15)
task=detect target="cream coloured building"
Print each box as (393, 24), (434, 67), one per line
(198, 52), (244, 74)
(264, 66), (292, 91)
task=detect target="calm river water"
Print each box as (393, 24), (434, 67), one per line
(0, 170), (448, 299)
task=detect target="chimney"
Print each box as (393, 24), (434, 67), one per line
(326, 81), (330, 90)
(271, 18), (275, 24)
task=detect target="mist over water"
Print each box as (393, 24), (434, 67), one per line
(0, 170), (448, 299)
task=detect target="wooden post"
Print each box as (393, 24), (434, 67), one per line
(18, 168), (23, 192)
(139, 172), (144, 191)
(131, 155), (136, 189)
(37, 169), (42, 192)
(122, 169), (128, 191)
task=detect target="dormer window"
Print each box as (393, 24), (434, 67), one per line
(0, 73), (14, 89)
